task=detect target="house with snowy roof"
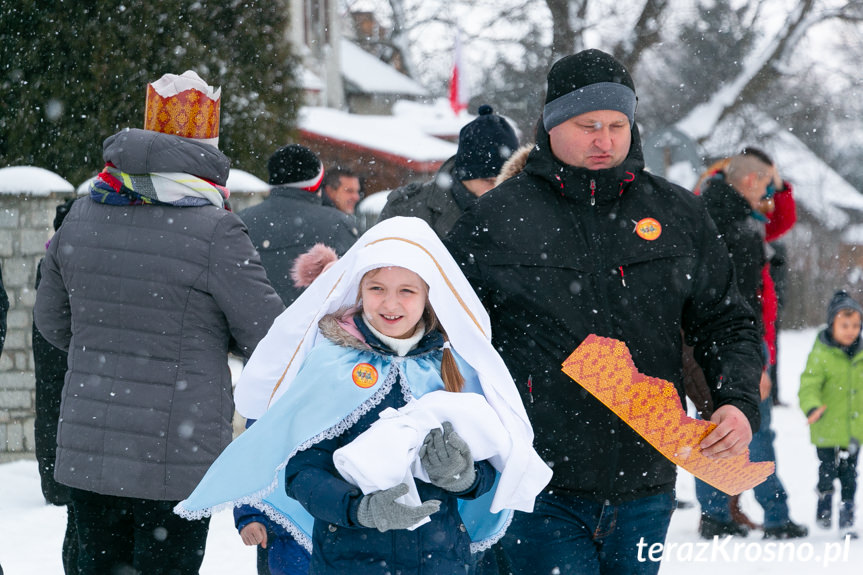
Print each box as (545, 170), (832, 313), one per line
(287, 1), (469, 196)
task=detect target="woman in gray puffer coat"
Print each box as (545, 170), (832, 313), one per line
(34, 80), (284, 572)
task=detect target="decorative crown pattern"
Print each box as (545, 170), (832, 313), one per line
(144, 85), (220, 140)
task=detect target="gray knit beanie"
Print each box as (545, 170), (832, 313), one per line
(543, 49), (637, 132)
(827, 290), (863, 327)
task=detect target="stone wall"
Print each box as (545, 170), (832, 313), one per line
(0, 192), (67, 462)
(0, 191), (266, 461)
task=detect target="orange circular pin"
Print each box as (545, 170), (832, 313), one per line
(635, 218), (662, 241)
(351, 363), (378, 388)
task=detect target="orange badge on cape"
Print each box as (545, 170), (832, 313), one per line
(352, 363), (378, 389)
(635, 218), (662, 241)
(561, 335), (774, 495)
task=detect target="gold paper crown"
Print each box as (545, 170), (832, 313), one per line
(144, 73), (221, 145)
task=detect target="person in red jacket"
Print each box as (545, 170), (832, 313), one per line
(760, 169), (797, 405)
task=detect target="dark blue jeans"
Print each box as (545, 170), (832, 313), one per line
(499, 490), (675, 575)
(695, 398), (790, 528)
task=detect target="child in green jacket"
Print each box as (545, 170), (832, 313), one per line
(799, 290), (863, 539)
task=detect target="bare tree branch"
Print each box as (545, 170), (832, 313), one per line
(612, 0), (669, 69)
(676, 0), (820, 141)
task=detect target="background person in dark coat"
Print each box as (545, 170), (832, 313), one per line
(694, 150), (807, 540)
(379, 104), (518, 239)
(33, 198), (79, 574)
(238, 145), (358, 308)
(446, 49), (763, 575)
(33, 71), (285, 575)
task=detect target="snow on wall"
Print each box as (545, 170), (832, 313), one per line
(0, 166), (74, 195)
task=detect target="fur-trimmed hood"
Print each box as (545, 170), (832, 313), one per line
(495, 143), (534, 187)
(317, 310), (369, 352)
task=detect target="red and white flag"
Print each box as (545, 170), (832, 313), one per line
(449, 31), (469, 116)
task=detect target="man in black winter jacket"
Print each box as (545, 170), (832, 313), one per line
(446, 49), (763, 574)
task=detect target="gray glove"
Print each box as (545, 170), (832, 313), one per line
(419, 421), (476, 492)
(356, 483), (440, 532)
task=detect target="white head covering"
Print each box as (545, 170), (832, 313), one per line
(234, 216), (534, 442)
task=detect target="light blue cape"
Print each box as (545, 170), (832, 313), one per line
(176, 337), (511, 552)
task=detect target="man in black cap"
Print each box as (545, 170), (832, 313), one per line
(446, 49), (763, 574)
(379, 104), (518, 238)
(238, 144), (358, 307)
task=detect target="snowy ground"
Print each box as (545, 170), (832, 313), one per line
(1, 328), (859, 573)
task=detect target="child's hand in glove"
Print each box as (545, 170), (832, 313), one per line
(356, 483), (440, 532)
(419, 421), (476, 492)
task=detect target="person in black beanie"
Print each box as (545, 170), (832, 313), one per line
(446, 49), (762, 575)
(379, 104), (518, 238)
(239, 144), (358, 308)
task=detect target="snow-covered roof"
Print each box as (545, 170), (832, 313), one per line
(340, 39), (428, 97)
(300, 67), (324, 92)
(0, 166), (74, 195)
(772, 128), (863, 230)
(299, 105), (459, 162)
(391, 99), (475, 139)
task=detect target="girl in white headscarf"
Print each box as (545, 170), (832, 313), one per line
(176, 216), (551, 574)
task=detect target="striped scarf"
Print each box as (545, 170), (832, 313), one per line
(89, 163), (229, 208)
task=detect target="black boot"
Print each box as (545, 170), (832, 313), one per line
(839, 500), (858, 539)
(699, 514), (749, 539)
(763, 521), (808, 539)
(816, 490), (833, 528)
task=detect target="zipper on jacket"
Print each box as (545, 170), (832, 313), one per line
(618, 266), (626, 287)
(590, 179), (596, 206)
(527, 374), (534, 403)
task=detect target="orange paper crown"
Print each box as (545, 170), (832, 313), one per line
(144, 71), (221, 145)
(562, 334), (774, 496)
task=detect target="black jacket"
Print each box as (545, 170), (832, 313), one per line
(239, 187), (358, 306)
(379, 157), (476, 239)
(446, 122), (762, 503)
(32, 261), (71, 506)
(700, 175), (767, 338)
